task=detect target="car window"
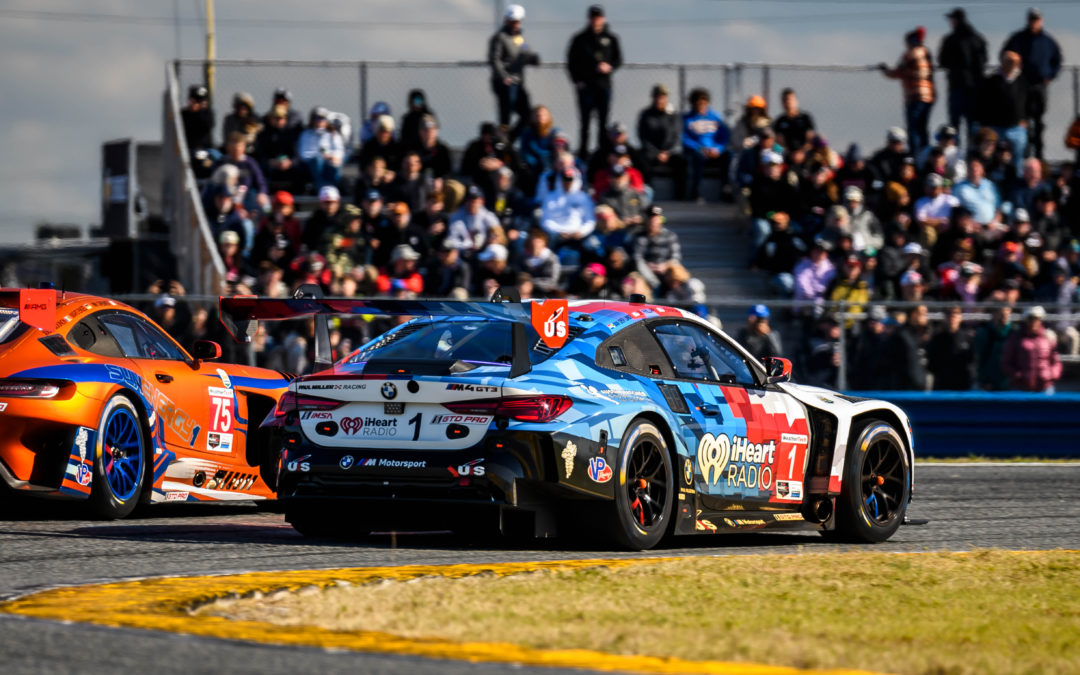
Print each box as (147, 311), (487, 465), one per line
(97, 313), (186, 361)
(653, 322), (756, 385)
(345, 318), (559, 366)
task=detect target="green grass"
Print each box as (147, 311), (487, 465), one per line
(206, 550), (1080, 675)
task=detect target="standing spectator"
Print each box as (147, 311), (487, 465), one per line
(297, 107), (345, 191)
(978, 51), (1029, 173)
(850, 306), (890, 390)
(400, 89), (434, 151)
(567, 5), (622, 157)
(182, 85), (215, 176)
(254, 104), (302, 190)
(881, 27), (936, 158)
(488, 4), (540, 137)
(1002, 8), (1063, 160)
(773, 88), (816, 151)
(222, 92), (261, 149)
(886, 309), (929, 391)
(262, 88), (303, 133)
(682, 88), (731, 202)
(927, 306), (976, 390)
(938, 8), (988, 143)
(637, 84), (685, 198)
(475, 244), (517, 294)
(794, 239), (837, 303)
(974, 306), (1015, 390)
(737, 304), (783, 361)
(729, 96), (771, 155)
(1001, 305), (1062, 392)
(632, 205), (681, 289)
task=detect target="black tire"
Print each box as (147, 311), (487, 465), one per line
(832, 419), (910, 543)
(88, 395), (149, 520)
(609, 421), (674, 550)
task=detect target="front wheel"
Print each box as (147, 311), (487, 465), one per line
(609, 421), (674, 550)
(89, 395), (147, 519)
(832, 420), (910, 543)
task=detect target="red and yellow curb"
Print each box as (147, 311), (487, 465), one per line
(0, 557), (885, 675)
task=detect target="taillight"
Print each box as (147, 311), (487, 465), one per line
(0, 379), (67, 399)
(274, 391), (342, 416)
(443, 396), (572, 423)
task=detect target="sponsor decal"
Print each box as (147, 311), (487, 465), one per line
(340, 416), (398, 437)
(683, 458), (693, 486)
(76, 464), (92, 487)
(164, 491), (189, 502)
(207, 386), (231, 398)
(207, 432), (233, 452)
(781, 433), (809, 445)
(356, 458), (377, 467)
(561, 441), (577, 479)
(299, 383), (367, 390)
(445, 384), (498, 393)
(286, 454), (311, 472)
(775, 480), (803, 501)
(340, 455), (355, 469)
(106, 365), (196, 444)
(694, 511), (718, 531)
(381, 382), (397, 400)
(375, 459), (426, 469)
(697, 433), (775, 492)
(75, 426), (89, 462)
(531, 299), (569, 349)
(431, 414), (492, 424)
(19, 289), (54, 331)
(580, 385), (649, 403)
(301, 411), (334, 420)
(0, 402), (6, 412)
(447, 458), (485, 477)
(725, 518), (767, 527)
(587, 456), (612, 483)
(216, 368), (232, 389)
(773, 513), (805, 522)
(340, 417), (364, 434)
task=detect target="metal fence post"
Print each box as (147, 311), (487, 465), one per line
(762, 65), (770, 108)
(837, 302), (849, 391)
(1073, 65), (1079, 117)
(678, 65), (686, 113)
(723, 65), (731, 118)
(359, 61), (369, 126)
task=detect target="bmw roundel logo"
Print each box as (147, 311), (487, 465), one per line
(381, 382), (398, 400)
(340, 455), (355, 470)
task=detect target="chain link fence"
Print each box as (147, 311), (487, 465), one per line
(175, 59), (1080, 161)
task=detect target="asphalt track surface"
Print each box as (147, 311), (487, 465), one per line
(0, 463), (1076, 675)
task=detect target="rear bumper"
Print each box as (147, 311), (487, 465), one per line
(0, 395), (100, 496)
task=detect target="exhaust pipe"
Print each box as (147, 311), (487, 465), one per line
(804, 497), (833, 523)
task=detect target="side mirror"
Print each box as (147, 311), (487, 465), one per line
(193, 340), (222, 361)
(763, 356), (792, 384)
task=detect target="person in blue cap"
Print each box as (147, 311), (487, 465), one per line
(737, 304), (783, 361)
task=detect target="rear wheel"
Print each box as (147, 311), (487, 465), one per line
(610, 421), (673, 550)
(832, 420), (910, 543)
(89, 396), (147, 519)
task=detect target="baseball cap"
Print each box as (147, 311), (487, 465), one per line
(312, 106), (329, 119)
(391, 244), (421, 262)
(647, 204), (664, 218)
(588, 4), (605, 18)
(900, 270), (923, 286)
(937, 124), (959, 140)
(272, 190), (294, 207)
(363, 189), (382, 202)
(946, 7), (966, 20)
(961, 261), (983, 276)
(189, 85), (208, 101)
(843, 185), (864, 202)
(1028, 7), (1042, 21)
(887, 126), (907, 143)
(477, 243), (509, 262)
(273, 87), (292, 101)
(748, 304), (770, 319)
(868, 306), (888, 322)
(608, 121), (629, 138)
(466, 185), (485, 199)
(610, 163), (627, 177)
(925, 173), (945, 188)
(585, 262), (607, 277)
(902, 242), (924, 255)
(812, 237), (834, 252)
(1027, 305), (1046, 320)
(155, 294), (177, 309)
(218, 230), (240, 246)
(1014, 208), (1031, 223)
(505, 4), (525, 21)
(420, 114), (438, 129)
(613, 143), (629, 156)
(747, 95), (766, 109)
(761, 149), (784, 165)
(1003, 240), (1021, 253)
(392, 202), (410, 216)
(318, 185), (340, 202)
(651, 83), (669, 98)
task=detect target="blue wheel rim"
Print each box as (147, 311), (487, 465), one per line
(102, 407), (143, 501)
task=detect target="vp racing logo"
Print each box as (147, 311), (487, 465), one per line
(697, 433), (776, 491)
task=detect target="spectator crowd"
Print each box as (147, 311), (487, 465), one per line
(172, 5), (1077, 389)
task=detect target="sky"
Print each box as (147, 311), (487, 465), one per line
(1, 0), (1079, 242)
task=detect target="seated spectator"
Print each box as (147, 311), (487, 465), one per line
(793, 238), (836, 303)
(460, 122), (522, 196)
(600, 164), (644, 226)
(637, 84), (685, 197)
(927, 306), (975, 390)
(1002, 305), (1062, 392)
(753, 211), (805, 296)
(730, 95), (771, 156)
(322, 205), (371, 278)
(798, 161), (838, 240)
(737, 304), (783, 360)
(254, 104), (302, 190)
(803, 316), (841, 389)
(570, 262), (613, 299)
(368, 202), (428, 270)
(302, 185), (343, 253)
(400, 89), (434, 150)
(182, 85), (216, 177)
(819, 205), (854, 252)
(487, 166), (529, 246)
(375, 245), (425, 295)
(844, 186), (884, 252)
(954, 156), (1000, 226)
(773, 88), (816, 151)
(415, 115), (453, 183)
(918, 124), (966, 183)
(834, 143), (874, 197)
(519, 105), (560, 190)
(733, 127), (779, 195)
(632, 205), (681, 289)
(354, 155), (395, 202)
(358, 114), (402, 178)
(214, 132), (270, 212)
(587, 122), (645, 183)
(899, 269), (926, 302)
(205, 183), (252, 255)
(424, 241), (472, 297)
(518, 229), (561, 293)
(219, 230), (254, 286)
(387, 152), (429, 214)
(540, 169), (596, 256)
(360, 101), (391, 145)
(749, 150), (801, 253)
(475, 243), (517, 294)
(297, 106), (345, 191)
(252, 191), (302, 266)
(683, 88), (731, 201)
(593, 204), (631, 256)
(1032, 189), (1067, 252)
(413, 190), (449, 247)
(973, 306), (1014, 390)
(827, 253), (872, 328)
(868, 127), (911, 185)
(1007, 158), (1050, 215)
(447, 185), (503, 254)
(222, 92), (260, 149)
(659, 262), (707, 316)
(592, 144), (646, 196)
(914, 174), (959, 230)
(262, 88), (303, 133)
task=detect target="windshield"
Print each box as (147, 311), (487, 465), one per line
(0, 308), (29, 345)
(345, 318), (563, 367)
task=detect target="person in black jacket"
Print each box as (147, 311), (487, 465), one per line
(400, 89), (434, 151)
(182, 85), (216, 178)
(489, 5), (540, 138)
(938, 8), (988, 143)
(566, 5), (622, 157)
(637, 84), (685, 198)
(977, 51), (1028, 172)
(927, 306), (975, 390)
(1002, 8), (1063, 160)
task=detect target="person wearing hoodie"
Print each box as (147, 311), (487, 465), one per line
(540, 168), (596, 249)
(682, 88), (731, 202)
(1001, 305), (1062, 392)
(938, 8), (988, 143)
(844, 186), (885, 252)
(400, 89), (434, 151)
(567, 5), (622, 157)
(881, 26), (936, 158)
(489, 4), (540, 137)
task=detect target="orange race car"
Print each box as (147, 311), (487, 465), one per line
(0, 287), (291, 518)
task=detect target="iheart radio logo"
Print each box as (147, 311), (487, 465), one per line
(531, 299), (569, 349)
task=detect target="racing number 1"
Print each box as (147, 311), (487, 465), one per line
(408, 412), (422, 441)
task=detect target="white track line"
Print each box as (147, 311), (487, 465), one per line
(916, 461), (1080, 467)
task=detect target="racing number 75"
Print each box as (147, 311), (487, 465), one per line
(210, 396), (232, 433)
(408, 412), (422, 441)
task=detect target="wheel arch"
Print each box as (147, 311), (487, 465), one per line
(849, 408), (915, 498)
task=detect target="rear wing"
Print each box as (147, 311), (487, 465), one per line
(218, 286), (567, 378)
